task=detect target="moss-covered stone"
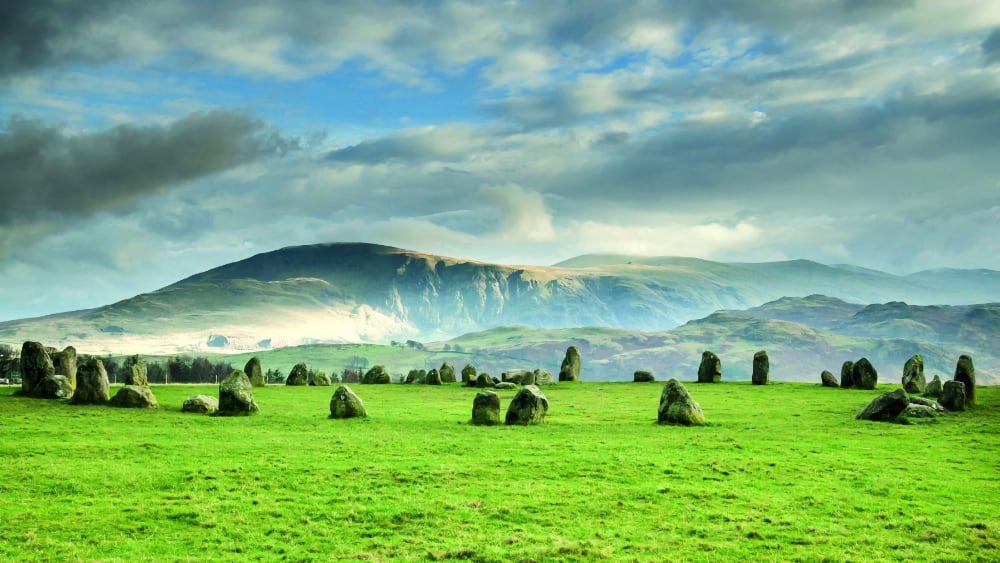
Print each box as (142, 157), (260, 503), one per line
(329, 385), (366, 419)
(110, 385), (158, 409)
(856, 388), (908, 422)
(425, 368), (442, 385)
(897, 403), (940, 424)
(461, 364), (477, 384)
(953, 355), (975, 406)
(658, 378), (705, 426)
(18, 341), (53, 397)
(633, 370), (655, 383)
(502, 369), (532, 384)
(286, 363), (309, 386)
(902, 354), (925, 394)
(853, 358), (878, 390)
(216, 369), (259, 416)
(69, 358), (110, 405)
(533, 369), (553, 385)
(312, 371), (332, 386)
(471, 391), (500, 426)
(475, 372), (495, 388)
(697, 351), (722, 383)
(439, 362), (456, 383)
(505, 385), (548, 425)
(558, 346), (581, 382)
(362, 365), (391, 384)
(751, 350), (769, 385)
(840, 360), (855, 389)
(244, 357), (265, 387)
(923, 374), (943, 397)
(940, 380), (966, 411)
(820, 370), (839, 388)
(405, 369), (426, 384)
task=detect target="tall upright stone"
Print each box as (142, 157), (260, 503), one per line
(751, 350), (769, 385)
(461, 364), (477, 384)
(69, 358), (110, 405)
(51, 346), (78, 388)
(362, 365), (391, 384)
(471, 391), (501, 426)
(244, 356), (265, 387)
(124, 361), (148, 386)
(840, 360), (856, 389)
(216, 369), (259, 416)
(286, 363), (309, 386)
(940, 380), (966, 412)
(853, 358), (878, 390)
(953, 355), (975, 407)
(924, 374), (943, 397)
(18, 341), (53, 396)
(901, 355), (926, 394)
(425, 368), (442, 385)
(697, 351), (722, 383)
(558, 346), (581, 382)
(439, 362), (456, 383)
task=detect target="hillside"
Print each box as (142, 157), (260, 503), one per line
(1, 242), (998, 354)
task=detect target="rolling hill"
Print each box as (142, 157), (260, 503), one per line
(0, 242), (998, 356)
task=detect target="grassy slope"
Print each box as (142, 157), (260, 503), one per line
(0, 383), (997, 561)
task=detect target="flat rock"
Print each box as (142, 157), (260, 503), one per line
(182, 394), (219, 414)
(494, 381), (516, 390)
(110, 385), (158, 409)
(856, 388), (908, 422)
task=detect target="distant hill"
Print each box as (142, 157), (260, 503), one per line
(1, 242), (998, 354)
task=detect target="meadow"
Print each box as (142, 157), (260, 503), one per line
(1, 381), (997, 562)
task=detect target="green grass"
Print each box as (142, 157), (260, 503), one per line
(1, 382), (998, 561)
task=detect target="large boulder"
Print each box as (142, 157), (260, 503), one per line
(216, 370), (259, 416)
(124, 361), (148, 386)
(329, 385), (366, 419)
(18, 341), (54, 396)
(939, 380), (966, 412)
(286, 363), (309, 386)
(634, 370), (655, 383)
(461, 364), (477, 384)
(69, 358), (110, 405)
(840, 360), (856, 389)
(821, 370), (839, 388)
(475, 372), (495, 388)
(312, 371), (332, 386)
(505, 385), (548, 425)
(362, 365), (391, 385)
(182, 394), (219, 414)
(558, 346), (581, 382)
(405, 369), (426, 384)
(471, 391), (501, 426)
(533, 369), (553, 385)
(50, 346), (78, 388)
(901, 355), (926, 394)
(425, 369), (442, 385)
(924, 374), (943, 397)
(697, 351), (722, 383)
(439, 362), (456, 383)
(244, 357), (265, 387)
(856, 388), (908, 422)
(36, 375), (73, 399)
(657, 378), (705, 426)
(110, 385), (158, 409)
(953, 355), (975, 407)
(853, 358), (878, 390)
(502, 369), (532, 384)
(751, 350), (769, 385)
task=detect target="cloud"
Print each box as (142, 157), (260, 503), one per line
(480, 184), (556, 241)
(0, 109), (295, 257)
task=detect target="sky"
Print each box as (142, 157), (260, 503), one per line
(1, 0), (999, 321)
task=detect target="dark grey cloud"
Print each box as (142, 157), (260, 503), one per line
(984, 28), (1000, 65)
(0, 109), (295, 228)
(0, 0), (127, 77)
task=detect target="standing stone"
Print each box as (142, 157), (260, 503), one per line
(286, 363), (309, 386)
(312, 371), (332, 386)
(697, 351), (722, 383)
(840, 361), (856, 389)
(329, 385), (366, 419)
(657, 378), (705, 426)
(853, 358), (878, 390)
(901, 355), (926, 394)
(110, 385), (158, 409)
(439, 362), (456, 383)
(69, 358), (110, 405)
(939, 380), (966, 412)
(505, 385), (548, 425)
(244, 357), (265, 387)
(362, 365), (391, 384)
(924, 374), (943, 397)
(821, 370), (839, 388)
(50, 346), (78, 388)
(634, 370), (655, 383)
(405, 369), (426, 384)
(533, 369), (553, 385)
(18, 341), (53, 397)
(856, 388), (909, 422)
(461, 364), (477, 384)
(36, 375), (73, 399)
(476, 372), (495, 388)
(124, 361), (148, 386)
(425, 368), (442, 385)
(953, 355), (975, 407)
(751, 350), (769, 385)
(519, 370), (537, 386)
(182, 394), (219, 414)
(471, 391), (501, 426)
(216, 369), (259, 416)
(559, 346), (581, 382)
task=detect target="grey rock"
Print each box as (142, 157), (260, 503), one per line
(898, 404), (940, 424)
(286, 363), (309, 386)
(494, 381), (516, 390)
(840, 360), (855, 389)
(633, 370), (655, 383)
(853, 358), (878, 390)
(216, 370), (259, 416)
(36, 375), (73, 399)
(50, 346), (78, 388)
(124, 361), (148, 386)
(751, 350), (769, 385)
(475, 372), (495, 388)
(182, 394), (219, 414)
(69, 358), (110, 405)
(244, 357), (265, 387)
(18, 341), (53, 397)
(953, 355), (976, 407)
(558, 346), (581, 382)
(362, 365), (391, 385)
(924, 374), (943, 397)
(821, 370), (839, 388)
(329, 385), (366, 419)
(533, 369), (553, 385)
(856, 388), (908, 422)
(110, 385), (158, 409)
(940, 380), (966, 412)
(697, 351), (722, 383)
(658, 378), (705, 426)
(902, 355), (926, 394)
(471, 391), (501, 426)
(505, 385), (548, 425)
(312, 371), (332, 386)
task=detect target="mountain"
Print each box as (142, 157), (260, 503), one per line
(1, 242), (998, 354)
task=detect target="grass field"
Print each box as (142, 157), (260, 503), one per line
(1, 382), (998, 561)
